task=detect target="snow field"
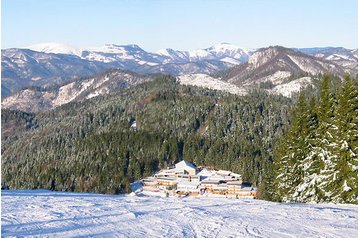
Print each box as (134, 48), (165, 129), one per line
(2, 190), (358, 237)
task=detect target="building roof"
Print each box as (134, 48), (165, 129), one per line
(226, 181), (242, 185)
(201, 180), (220, 184)
(175, 160), (196, 170)
(217, 170), (232, 176)
(230, 173), (242, 178)
(157, 177), (176, 181)
(241, 187), (254, 191)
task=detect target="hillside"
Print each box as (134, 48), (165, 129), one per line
(1, 76), (292, 195)
(177, 74), (247, 96)
(1, 69), (155, 112)
(220, 46), (346, 87)
(1, 49), (109, 97)
(297, 47), (358, 70)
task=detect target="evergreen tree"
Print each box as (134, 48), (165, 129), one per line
(332, 75), (358, 203)
(274, 74), (358, 204)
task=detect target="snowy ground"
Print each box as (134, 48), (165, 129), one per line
(2, 190), (358, 237)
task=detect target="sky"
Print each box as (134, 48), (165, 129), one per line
(2, 0), (358, 51)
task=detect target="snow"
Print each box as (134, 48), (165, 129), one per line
(81, 78), (95, 90)
(156, 48), (173, 57)
(257, 71), (292, 85)
(188, 49), (211, 59)
(209, 42), (242, 52)
(131, 120), (137, 129)
(270, 77), (313, 97)
(137, 60), (158, 66)
(219, 57), (241, 65)
(343, 180), (352, 192)
(287, 55), (325, 75)
(248, 47), (279, 68)
(86, 91), (100, 99)
(207, 43), (249, 61)
(2, 190), (358, 237)
(178, 74), (247, 95)
(88, 44), (140, 54)
(26, 43), (83, 57)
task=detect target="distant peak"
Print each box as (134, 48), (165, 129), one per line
(127, 44), (141, 48)
(103, 43), (141, 49)
(208, 43), (242, 52)
(216, 42), (233, 46)
(157, 48), (175, 53)
(25, 42), (82, 56)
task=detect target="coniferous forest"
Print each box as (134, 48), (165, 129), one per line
(274, 75), (358, 204)
(1, 75), (357, 203)
(1, 76), (291, 196)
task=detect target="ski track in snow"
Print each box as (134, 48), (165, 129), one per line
(1, 190), (358, 237)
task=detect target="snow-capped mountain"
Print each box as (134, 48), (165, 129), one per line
(2, 43), (248, 97)
(221, 46), (347, 88)
(296, 47), (358, 70)
(1, 49), (109, 98)
(207, 43), (250, 62)
(2, 43), (357, 101)
(156, 43), (249, 65)
(2, 69), (154, 112)
(26, 42), (83, 56)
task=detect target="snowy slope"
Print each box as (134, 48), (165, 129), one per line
(2, 69), (154, 112)
(178, 74), (247, 95)
(2, 190), (358, 237)
(156, 43), (249, 65)
(26, 43), (83, 57)
(296, 47), (358, 71)
(225, 46), (346, 89)
(269, 77), (313, 97)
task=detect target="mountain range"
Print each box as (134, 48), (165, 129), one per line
(1, 43), (249, 98)
(2, 43), (358, 112)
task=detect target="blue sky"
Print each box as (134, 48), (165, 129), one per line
(2, 0), (358, 51)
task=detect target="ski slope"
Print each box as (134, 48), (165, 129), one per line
(1, 190), (357, 237)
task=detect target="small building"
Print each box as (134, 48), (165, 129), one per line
(175, 160), (197, 175)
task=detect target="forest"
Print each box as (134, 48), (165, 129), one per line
(2, 74), (357, 203)
(1, 76), (291, 197)
(274, 75), (358, 204)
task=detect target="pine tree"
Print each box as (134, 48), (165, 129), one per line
(332, 76), (358, 203)
(275, 92), (308, 201)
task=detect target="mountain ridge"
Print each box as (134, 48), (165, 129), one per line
(2, 43), (357, 100)
(3, 45), (356, 112)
